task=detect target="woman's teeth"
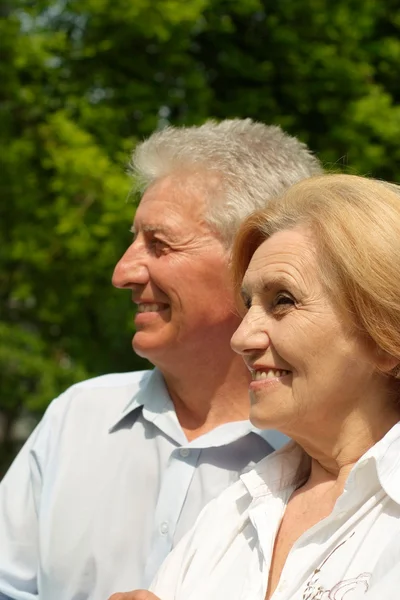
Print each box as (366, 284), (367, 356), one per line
(253, 369), (290, 380)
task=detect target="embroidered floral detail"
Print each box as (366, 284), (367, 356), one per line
(326, 572), (370, 599)
(302, 568), (325, 600)
(302, 572), (371, 600)
(302, 533), (370, 599)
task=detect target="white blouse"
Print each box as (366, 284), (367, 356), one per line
(150, 423), (400, 600)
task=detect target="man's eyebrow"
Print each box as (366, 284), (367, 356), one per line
(129, 224), (179, 240)
(142, 225), (170, 235)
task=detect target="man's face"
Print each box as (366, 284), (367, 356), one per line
(112, 173), (239, 367)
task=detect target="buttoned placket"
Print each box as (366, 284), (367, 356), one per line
(250, 459), (386, 600)
(243, 489), (295, 600)
(142, 420), (270, 587)
(125, 369), (278, 588)
(143, 444), (201, 586)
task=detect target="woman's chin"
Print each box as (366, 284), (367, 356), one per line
(249, 411), (278, 430)
(249, 402), (290, 432)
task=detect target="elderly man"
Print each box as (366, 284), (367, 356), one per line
(0, 119), (321, 600)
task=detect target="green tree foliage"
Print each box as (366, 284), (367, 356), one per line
(1, 0), (400, 473)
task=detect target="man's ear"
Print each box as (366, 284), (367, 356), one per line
(375, 347), (400, 378)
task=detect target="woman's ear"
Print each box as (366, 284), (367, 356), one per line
(375, 347), (400, 378)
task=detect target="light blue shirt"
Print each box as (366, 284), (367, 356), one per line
(0, 369), (288, 600)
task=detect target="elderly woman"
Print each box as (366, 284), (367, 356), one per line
(110, 174), (400, 600)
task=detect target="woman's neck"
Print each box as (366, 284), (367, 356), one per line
(292, 402), (400, 480)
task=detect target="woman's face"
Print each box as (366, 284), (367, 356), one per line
(231, 226), (384, 433)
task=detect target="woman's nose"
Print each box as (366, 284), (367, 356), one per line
(230, 309), (271, 356)
(112, 241), (150, 289)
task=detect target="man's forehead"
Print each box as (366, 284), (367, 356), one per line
(132, 180), (213, 241)
(138, 171), (214, 219)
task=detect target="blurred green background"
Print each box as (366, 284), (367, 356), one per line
(1, 0), (400, 476)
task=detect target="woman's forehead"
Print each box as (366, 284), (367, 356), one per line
(250, 228), (315, 269)
(240, 228), (319, 297)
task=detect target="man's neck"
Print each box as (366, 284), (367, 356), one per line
(159, 352), (251, 441)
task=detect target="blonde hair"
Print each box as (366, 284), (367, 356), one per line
(232, 174), (400, 370)
(130, 119), (322, 247)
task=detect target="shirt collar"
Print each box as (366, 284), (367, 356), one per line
(108, 368), (282, 449)
(241, 441), (311, 499)
(241, 420), (400, 504)
(357, 420), (400, 505)
(109, 368), (189, 443)
(108, 368), (167, 430)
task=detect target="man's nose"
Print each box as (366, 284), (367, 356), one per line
(112, 241), (150, 289)
(230, 309), (271, 356)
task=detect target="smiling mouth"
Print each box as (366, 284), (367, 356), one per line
(252, 368), (291, 381)
(137, 303), (169, 313)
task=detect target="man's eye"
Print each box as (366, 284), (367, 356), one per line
(151, 239), (169, 255)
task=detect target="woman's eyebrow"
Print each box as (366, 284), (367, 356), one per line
(260, 275), (289, 291)
(243, 274), (302, 297)
(262, 275), (305, 296)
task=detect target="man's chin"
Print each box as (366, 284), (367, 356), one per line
(132, 333), (168, 363)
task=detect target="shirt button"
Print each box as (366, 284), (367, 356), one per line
(179, 448), (190, 458)
(160, 522), (169, 535)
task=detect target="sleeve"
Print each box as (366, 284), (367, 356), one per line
(0, 408), (54, 600)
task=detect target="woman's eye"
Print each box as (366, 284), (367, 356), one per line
(273, 293), (295, 308)
(240, 291), (252, 310)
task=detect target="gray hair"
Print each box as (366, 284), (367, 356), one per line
(130, 118), (322, 247)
